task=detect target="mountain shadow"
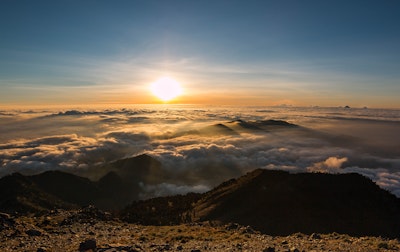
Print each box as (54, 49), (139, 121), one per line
(31, 170), (104, 206)
(0, 172), (76, 214)
(0, 154), (168, 213)
(106, 154), (166, 185)
(190, 169), (400, 238)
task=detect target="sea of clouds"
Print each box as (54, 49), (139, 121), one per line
(1, 105), (399, 198)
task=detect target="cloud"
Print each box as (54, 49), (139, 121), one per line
(336, 167), (400, 197)
(307, 157), (348, 173)
(0, 132), (152, 177)
(46, 109), (147, 117)
(0, 107), (399, 198)
(139, 182), (210, 199)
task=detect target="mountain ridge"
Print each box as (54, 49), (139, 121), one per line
(1, 154), (400, 237)
(0, 154), (164, 212)
(188, 169), (400, 237)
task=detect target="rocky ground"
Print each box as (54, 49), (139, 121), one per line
(1, 207), (399, 252)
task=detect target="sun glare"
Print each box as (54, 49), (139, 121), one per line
(150, 77), (182, 102)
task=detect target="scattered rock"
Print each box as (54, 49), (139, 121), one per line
(225, 223), (240, 230)
(151, 244), (171, 251)
(240, 225), (256, 234)
(1, 211), (400, 252)
(0, 212), (15, 229)
(79, 238), (97, 251)
(263, 247), (275, 252)
(62, 205), (113, 225)
(310, 233), (321, 240)
(26, 229), (42, 236)
(97, 245), (140, 252)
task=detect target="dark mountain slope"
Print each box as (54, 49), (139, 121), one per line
(100, 154), (169, 204)
(2, 154), (400, 238)
(121, 193), (202, 225)
(198, 123), (238, 136)
(108, 154), (166, 185)
(0, 173), (75, 214)
(0, 154), (167, 212)
(226, 119), (298, 132)
(31, 170), (104, 206)
(190, 169), (400, 237)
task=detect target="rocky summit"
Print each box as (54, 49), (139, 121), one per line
(1, 207), (400, 252)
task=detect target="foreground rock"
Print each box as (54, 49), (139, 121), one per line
(0, 210), (399, 252)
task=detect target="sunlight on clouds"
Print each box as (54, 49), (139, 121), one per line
(0, 106), (400, 197)
(307, 157), (349, 173)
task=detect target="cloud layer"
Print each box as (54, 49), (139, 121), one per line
(1, 106), (399, 198)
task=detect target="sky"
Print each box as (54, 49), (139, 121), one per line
(1, 0), (399, 108)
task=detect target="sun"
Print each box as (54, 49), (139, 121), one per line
(150, 77), (183, 102)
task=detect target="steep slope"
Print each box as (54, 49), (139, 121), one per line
(108, 154), (166, 185)
(0, 154), (167, 212)
(190, 169), (400, 237)
(96, 171), (132, 209)
(31, 170), (104, 206)
(35, 154), (169, 208)
(0, 173), (75, 214)
(100, 154), (168, 203)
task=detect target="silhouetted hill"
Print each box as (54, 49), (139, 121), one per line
(97, 171), (127, 199)
(227, 119), (263, 130)
(0, 173), (75, 214)
(108, 154), (166, 184)
(0, 154), (167, 212)
(256, 119), (298, 128)
(31, 170), (103, 206)
(190, 169), (400, 237)
(227, 119), (298, 132)
(178, 119), (296, 137)
(100, 154), (169, 204)
(198, 123), (238, 136)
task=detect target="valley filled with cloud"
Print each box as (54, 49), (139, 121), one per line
(1, 105), (399, 198)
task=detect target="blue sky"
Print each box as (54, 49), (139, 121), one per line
(1, 0), (399, 107)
